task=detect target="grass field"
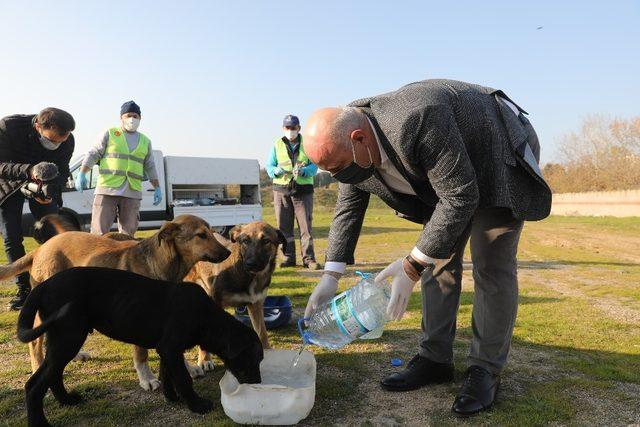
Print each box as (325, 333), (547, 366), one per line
(0, 208), (639, 426)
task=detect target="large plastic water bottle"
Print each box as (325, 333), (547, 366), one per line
(298, 272), (390, 350)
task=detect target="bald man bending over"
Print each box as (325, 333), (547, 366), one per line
(302, 79), (551, 417)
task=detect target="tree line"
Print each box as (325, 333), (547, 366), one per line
(543, 115), (640, 193)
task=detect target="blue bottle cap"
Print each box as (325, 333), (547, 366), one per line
(391, 358), (403, 367)
(302, 332), (313, 345)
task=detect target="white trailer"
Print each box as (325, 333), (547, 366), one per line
(21, 151), (262, 236)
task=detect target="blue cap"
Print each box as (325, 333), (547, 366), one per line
(283, 114), (299, 127)
(298, 317), (313, 345)
(391, 358), (403, 367)
(121, 100), (141, 116)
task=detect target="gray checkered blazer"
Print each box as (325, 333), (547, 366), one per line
(325, 79), (552, 263)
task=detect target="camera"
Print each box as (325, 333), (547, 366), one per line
(20, 181), (60, 201)
(20, 162), (60, 203)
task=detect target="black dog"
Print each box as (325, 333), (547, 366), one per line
(18, 267), (263, 427)
(32, 213), (77, 244)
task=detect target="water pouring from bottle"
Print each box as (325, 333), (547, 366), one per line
(289, 343), (306, 370)
(296, 271), (390, 351)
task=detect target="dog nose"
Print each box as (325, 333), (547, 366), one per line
(212, 247), (231, 262)
(245, 259), (260, 270)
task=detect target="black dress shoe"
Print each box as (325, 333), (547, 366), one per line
(304, 261), (322, 270)
(7, 285), (30, 311)
(380, 354), (454, 391)
(279, 260), (296, 268)
(452, 365), (500, 417)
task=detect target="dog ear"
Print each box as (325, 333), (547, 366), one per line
(276, 229), (287, 253)
(204, 304), (255, 359)
(224, 326), (255, 359)
(158, 222), (181, 243)
(211, 230), (233, 249)
(229, 225), (243, 243)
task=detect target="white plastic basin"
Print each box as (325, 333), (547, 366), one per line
(219, 349), (316, 425)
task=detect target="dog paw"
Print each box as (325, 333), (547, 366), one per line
(139, 377), (161, 391)
(186, 361), (205, 379)
(199, 360), (215, 372)
(187, 396), (213, 414)
(73, 351), (91, 362)
(60, 392), (83, 406)
(30, 416), (52, 427)
(135, 362), (161, 391)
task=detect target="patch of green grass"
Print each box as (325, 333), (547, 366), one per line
(489, 379), (577, 426)
(540, 215), (640, 232)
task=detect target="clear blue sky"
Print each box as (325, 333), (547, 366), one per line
(1, 0), (637, 166)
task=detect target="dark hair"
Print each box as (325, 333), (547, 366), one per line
(37, 108), (75, 135)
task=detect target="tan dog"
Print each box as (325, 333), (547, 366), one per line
(184, 221), (285, 372)
(0, 214), (230, 391)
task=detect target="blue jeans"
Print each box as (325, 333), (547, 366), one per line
(0, 191), (58, 287)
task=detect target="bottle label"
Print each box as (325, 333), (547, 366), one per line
(331, 289), (370, 339)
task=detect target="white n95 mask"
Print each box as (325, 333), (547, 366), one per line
(123, 117), (140, 132)
(285, 130), (299, 140)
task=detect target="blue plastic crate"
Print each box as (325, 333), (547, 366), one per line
(234, 295), (293, 330)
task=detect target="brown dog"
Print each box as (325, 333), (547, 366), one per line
(184, 221), (285, 372)
(0, 214), (230, 391)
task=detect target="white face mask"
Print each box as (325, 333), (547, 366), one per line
(285, 129), (299, 141)
(39, 135), (61, 150)
(122, 117), (140, 132)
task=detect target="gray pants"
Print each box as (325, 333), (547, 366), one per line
(90, 194), (141, 236)
(419, 207), (524, 374)
(273, 191), (316, 264)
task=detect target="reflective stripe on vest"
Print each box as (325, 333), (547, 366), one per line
(97, 128), (150, 192)
(272, 137), (314, 186)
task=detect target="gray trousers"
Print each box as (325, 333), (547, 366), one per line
(419, 207), (524, 374)
(90, 194), (141, 236)
(273, 191), (316, 264)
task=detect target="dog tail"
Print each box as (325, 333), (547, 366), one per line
(34, 213), (80, 244)
(0, 251), (35, 282)
(17, 285), (72, 343)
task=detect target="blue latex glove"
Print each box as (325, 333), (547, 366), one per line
(297, 166), (306, 177)
(153, 187), (162, 206)
(75, 172), (88, 192)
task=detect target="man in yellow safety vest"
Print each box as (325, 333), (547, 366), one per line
(266, 114), (321, 269)
(76, 101), (161, 235)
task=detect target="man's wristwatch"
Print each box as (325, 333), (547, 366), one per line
(404, 255), (432, 276)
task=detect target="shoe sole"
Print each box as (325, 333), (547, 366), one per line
(451, 404), (493, 418)
(380, 378), (453, 392)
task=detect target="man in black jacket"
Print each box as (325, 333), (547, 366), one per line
(302, 80), (551, 416)
(0, 108), (75, 310)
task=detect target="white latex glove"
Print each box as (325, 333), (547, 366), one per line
(375, 258), (419, 321)
(304, 273), (339, 318)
